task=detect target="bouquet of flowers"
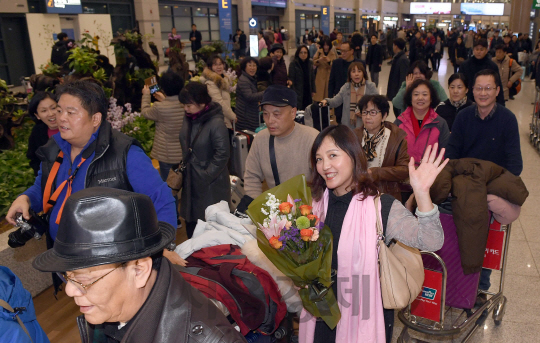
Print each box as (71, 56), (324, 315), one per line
(246, 175), (341, 329)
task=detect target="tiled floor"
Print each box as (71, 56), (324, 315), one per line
(380, 53), (540, 342)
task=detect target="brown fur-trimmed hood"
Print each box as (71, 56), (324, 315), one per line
(200, 67), (231, 91)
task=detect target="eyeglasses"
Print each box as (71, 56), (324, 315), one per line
(57, 263), (126, 295)
(361, 110), (382, 116)
(473, 86), (496, 93)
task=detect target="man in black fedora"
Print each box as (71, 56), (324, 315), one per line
(33, 187), (246, 343)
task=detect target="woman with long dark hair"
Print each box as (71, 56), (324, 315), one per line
(288, 45), (316, 110)
(300, 124), (445, 343)
(178, 82), (230, 238)
(27, 92), (59, 175)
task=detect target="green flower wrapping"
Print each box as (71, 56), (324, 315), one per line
(246, 175), (341, 329)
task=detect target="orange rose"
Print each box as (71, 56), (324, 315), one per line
(299, 205), (313, 216)
(269, 236), (283, 249)
(279, 202), (293, 214)
(300, 228), (314, 242)
(307, 214), (318, 222)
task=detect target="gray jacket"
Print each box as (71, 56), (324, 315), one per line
(325, 81), (378, 129)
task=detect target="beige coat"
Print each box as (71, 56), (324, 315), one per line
(141, 93), (184, 164)
(200, 68), (236, 128)
(492, 55), (523, 100)
(313, 48), (337, 101)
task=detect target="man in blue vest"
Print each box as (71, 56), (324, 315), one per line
(6, 80), (181, 265)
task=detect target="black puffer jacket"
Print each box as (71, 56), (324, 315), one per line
(77, 259), (247, 343)
(179, 102), (231, 223)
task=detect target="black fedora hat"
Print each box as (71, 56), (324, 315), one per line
(33, 187), (176, 272)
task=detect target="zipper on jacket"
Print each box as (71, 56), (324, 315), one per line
(84, 144), (110, 186)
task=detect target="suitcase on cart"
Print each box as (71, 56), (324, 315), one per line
(230, 175), (245, 212)
(231, 127), (256, 179)
(421, 208), (481, 309)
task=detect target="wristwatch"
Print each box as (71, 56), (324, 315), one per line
(166, 242), (177, 251)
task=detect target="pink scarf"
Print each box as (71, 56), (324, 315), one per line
(299, 189), (385, 343)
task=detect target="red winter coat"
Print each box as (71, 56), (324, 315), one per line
(394, 107), (450, 164)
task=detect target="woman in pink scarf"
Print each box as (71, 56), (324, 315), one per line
(300, 125), (446, 343)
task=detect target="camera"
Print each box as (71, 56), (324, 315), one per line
(8, 210), (48, 248)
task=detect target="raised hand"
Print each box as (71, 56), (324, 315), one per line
(405, 74), (415, 89)
(409, 143), (449, 194)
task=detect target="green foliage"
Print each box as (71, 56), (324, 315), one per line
(103, 87), (112, 99)
(0, 79), (7, 91)
(0, 119), (36, 217)
(123, 116), (155, 154)
(39, 62), (62, 77)
(68, 47), (98, 75)
(226, 57), (239, 71)
(126, 68), (156, 87)
(92, 68), (107, 83)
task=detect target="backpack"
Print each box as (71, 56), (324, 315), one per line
(178, 244), (287, 336)
(509, 59), (522, 96)
(50, 43), (68, 66)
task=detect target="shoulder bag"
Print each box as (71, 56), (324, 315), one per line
(374, 195), (425, 309)
(166, 123), (205, 196)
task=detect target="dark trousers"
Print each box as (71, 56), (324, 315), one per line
(334, 104), (343, 125)
(433, 52), (441, 71)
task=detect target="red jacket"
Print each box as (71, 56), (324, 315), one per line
(394, 107), (450, 164)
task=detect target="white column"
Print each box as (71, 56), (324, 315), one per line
(281, 0), (296, 52)
(133, 0), (163, 62)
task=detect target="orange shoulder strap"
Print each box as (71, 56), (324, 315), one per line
(43, 151), (64, 214)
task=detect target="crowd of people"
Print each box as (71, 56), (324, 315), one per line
(1, 22), (535, 343)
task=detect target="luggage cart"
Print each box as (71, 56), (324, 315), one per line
(530, 86), (540, 149)
(397, 212), (512, 343)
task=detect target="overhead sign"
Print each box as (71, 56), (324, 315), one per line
(460, 3), (504, 16)
(45, 0), (82, 14)
(218, 0), (233, 54)
(410, 3), (451, 15)
(321, 6), (330, 36)
(535, 0), (540, 9)
(384, 17), (398, 21)
(248, 17), (259, 57)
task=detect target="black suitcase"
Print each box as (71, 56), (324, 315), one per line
(312, 102), (331, 132)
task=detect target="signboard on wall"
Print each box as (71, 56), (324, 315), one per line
(218, 0), (233, 53)
(410, 3), (451, 15)
(45, 0), (82, 14)
(251, 0), (286, 8)
(460, 3), (504, 16)
(321, 6), (330, 36)
(535, 0), (540, 9)
(249, 18), (259, 57)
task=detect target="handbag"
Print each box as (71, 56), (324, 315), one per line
(456, 57), (465, 66)
(374, 195), (425, 309)
(233, 42), (241, 51)
(166, 122), (206, 196)
(167, 165), (183, 197)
